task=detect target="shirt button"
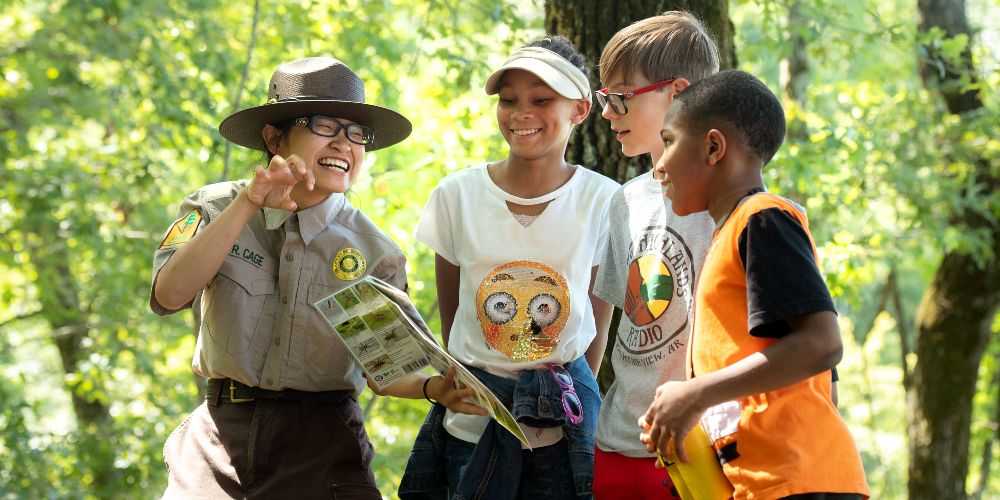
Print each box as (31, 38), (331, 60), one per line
(281, 296), (289, 305)
(274, 337), (281, 346)
(285, 253), (294, 262)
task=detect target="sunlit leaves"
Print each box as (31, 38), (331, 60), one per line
(4, 0), (996, 497)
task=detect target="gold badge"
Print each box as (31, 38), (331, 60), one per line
(159, 210), (202, 249)
(333, 247), (366, 281)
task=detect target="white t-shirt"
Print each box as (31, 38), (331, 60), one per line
(416, 163), (619, 444)
(592, 172), (713, 456)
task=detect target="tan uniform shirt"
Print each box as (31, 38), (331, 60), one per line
(151, 181), (407, 393)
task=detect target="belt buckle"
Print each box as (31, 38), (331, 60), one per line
(228, 380), (255, 403)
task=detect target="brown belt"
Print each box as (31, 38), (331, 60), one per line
(206, 378), (353, 405)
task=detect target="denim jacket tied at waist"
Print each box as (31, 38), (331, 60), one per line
(398, 356), (600, 500)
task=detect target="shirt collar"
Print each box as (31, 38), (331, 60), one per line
(262, 193), (346, 245)
(263, 206), (291, 231)
(714, 186), (766, 232)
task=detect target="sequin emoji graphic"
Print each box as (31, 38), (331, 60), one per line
(476, 261), (570, 361)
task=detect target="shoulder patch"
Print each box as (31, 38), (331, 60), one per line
(159, 210), (203, 249)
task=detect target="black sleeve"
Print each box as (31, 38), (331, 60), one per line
(738, 208), (836, 338)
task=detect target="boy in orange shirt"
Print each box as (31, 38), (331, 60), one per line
(640, 70), (869, 499)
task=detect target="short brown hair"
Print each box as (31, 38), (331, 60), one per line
(599, 11), (720, 86)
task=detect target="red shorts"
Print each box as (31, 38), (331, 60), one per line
(593, 447), (680, 500)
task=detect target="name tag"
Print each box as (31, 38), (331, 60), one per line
(229, 243), (265, 268)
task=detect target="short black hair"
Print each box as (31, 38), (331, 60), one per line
(674, 70), (785, 164)
(264, 118), (298, 162)
(527, 35), (590, 80)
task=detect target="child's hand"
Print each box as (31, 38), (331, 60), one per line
(638, 380), (706, 463)
(245, 154), (316, 211)
(427, 367), (488, 416)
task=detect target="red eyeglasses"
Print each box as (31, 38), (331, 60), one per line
(594, 78), (676, 115)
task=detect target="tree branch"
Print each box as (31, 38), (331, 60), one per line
(888, 266), (913, 390)
(18, 322), (108, 344)
(0, 310), (44, 329)
(856, 269), (893, 345)
(0, 228), (17, 254)
(363, 392), (380, 419)
(221, 0), (262, 181)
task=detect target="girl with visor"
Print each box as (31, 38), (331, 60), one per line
(399, 37), (619, 500)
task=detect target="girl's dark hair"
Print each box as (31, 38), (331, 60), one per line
(526, 35), (590, 80)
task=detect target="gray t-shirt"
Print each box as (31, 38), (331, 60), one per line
(592, 172), (713, 457)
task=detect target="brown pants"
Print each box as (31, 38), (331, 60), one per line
(162, 396), (379, 499)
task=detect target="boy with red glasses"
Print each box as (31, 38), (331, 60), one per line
(589, 12), (719, 500)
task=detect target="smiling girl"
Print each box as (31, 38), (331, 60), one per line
(399, 37), (619, 500)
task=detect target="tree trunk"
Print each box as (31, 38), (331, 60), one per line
(544, 0), (737, 392)
(909, 1), (1000, 498)
(781, 0), (810, 204)
(784, 0), (809, 104)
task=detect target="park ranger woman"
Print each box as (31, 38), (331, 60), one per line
(150, 56), (480, 499)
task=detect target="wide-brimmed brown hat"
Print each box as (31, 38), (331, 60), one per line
(219, 56), (412, 152)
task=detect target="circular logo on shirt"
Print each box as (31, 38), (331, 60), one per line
(333, 247), (366, 281)
(618, 226), (695, 355)
(476, 261), (570, 362)
(624, 254), (674, 326)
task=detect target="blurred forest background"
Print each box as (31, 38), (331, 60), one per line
(1, 0), (997, 498)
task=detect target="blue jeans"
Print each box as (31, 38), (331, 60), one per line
(445, 434), (575, 500)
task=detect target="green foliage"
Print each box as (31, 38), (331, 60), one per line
(2, 0), (998, 498)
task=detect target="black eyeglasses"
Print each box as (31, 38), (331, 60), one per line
(594, 78), (676, 115)
(295, 115), (375, 146)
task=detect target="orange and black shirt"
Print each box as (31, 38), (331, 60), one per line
(693, 192), (869, 499)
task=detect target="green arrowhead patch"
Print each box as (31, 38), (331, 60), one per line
(640, 274), (673, 302)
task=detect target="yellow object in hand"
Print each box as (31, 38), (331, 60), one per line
(661, 425), (734, 500)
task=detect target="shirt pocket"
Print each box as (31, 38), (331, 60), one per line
(203, 262), (276, 363)
(304, 282), (354, 378)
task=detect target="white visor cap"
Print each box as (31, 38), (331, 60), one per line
(484, 46), (592, 104)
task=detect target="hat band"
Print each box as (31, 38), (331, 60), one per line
(266, 95), (362, 104)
